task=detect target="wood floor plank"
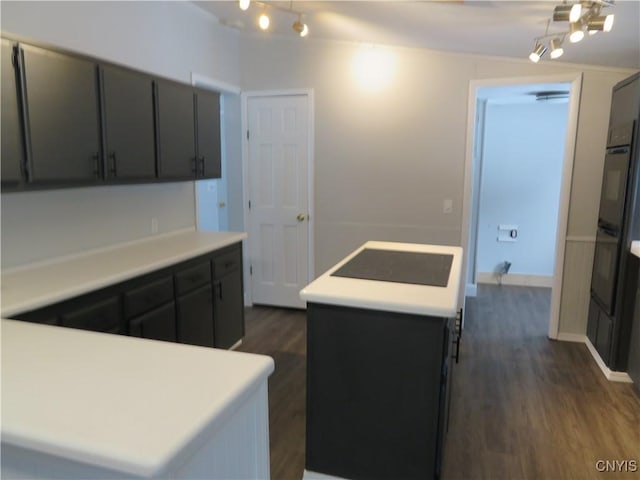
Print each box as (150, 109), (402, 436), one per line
(239, 286), (640, 480)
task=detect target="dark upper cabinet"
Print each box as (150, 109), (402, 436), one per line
(100, 65), (156, 180)
(19, 44), (101, 183)
(1, 39), (24, 186)
(156, 79), (196, 179)
(195, 89), (222, 179)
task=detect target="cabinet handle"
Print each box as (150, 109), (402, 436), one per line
(215, 281), (223, 300)
(108, 152), (117, 176)
(199, 156), (205, 177)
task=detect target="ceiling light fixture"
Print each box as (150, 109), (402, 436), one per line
(529, 1), (615, 63)
(293, 18), (309, 37)
(258, 11), (270, 30)
(569, 21), (585, 43)
(529, 43), (547, 63)
(550, 38), (564, 59)
(238, 0), (309, 38)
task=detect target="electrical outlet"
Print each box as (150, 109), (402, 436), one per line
(443, 199), (453, 214)
(151, 217), (158, 234)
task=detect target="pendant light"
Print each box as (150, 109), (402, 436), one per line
(238, 0), (250, 11)
(259, 10), (270, 30)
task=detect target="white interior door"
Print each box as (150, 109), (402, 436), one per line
(247, 94), (310, 308)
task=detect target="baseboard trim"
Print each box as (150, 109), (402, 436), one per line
(556, 333), (587, 343)
(584, 338), (633, 383)
(477, 272), (554, 288)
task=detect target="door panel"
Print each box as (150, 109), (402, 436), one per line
(248, 95), (309, 308)
(196, 89), (221, 178)
(20, 44), (101, 183)
(101, 65), (155, 179)
(156, 80), (196, 179)
(1, 39), (23, 185)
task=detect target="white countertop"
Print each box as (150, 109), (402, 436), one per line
(300, 241), (463, 317)
(0, 230), (247, 318)
(632, 241), (640, 259)
(1, 319), (274, 477)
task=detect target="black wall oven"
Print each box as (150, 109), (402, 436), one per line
(587, 70), (640, 372)
(592, 143), (631, 315)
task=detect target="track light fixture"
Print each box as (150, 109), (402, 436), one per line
(238, 0), (309, 38)
(529, 43), (547, 63)
(528, 1), (615, 63)
(550, 38), (565, 59)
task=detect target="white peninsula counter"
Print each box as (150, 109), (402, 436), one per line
(1, 319), (274, 479)
(301, 241), (463, 480)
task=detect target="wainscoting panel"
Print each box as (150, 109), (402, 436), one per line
(558, 237), (596, 336)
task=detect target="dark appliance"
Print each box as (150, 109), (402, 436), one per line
(587, 72), (640, 370)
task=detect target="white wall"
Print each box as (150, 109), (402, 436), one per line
(0, 1), (240, 268)
(238, 34), (635, 335)
(476, 100), (568, 278)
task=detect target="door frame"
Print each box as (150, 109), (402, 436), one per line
(241, 89), (315, 306)
(460, 73), (583, 339)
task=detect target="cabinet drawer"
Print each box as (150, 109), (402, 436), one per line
(61, 296), (121, 333)
(124, 276), (173, 319)
(175, 261), (211, 295)
(214, 248), (241, 278)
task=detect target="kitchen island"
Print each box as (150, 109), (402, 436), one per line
(1, 319), (274, 479)
(300, 241), (463, 480)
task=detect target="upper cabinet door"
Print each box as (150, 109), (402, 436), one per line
(20, 44), (101, 183)
(1, 39), (24, 186)
(195, 89), (221, 179)
(100, 65), (156, 180)
(156, 80), (196, 179)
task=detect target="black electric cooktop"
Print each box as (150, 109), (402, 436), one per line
(331, 248), (453, 287)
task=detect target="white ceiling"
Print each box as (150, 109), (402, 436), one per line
(194, 0), (640, 69)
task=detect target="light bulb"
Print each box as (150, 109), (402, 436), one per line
(239, 0), (250, 11)
(569, 22), (584, 43)
(569, 3), (582, 22)
(529, 43), (546, 63)
(300, 23), (309, 37)
(259, 13), (270, 30)
(604, 14), (614, 32)
(550, 39), (564, 59)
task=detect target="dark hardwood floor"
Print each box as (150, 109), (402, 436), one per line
(238, 285), (640, 480)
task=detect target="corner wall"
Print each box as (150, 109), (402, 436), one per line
(0, 1), (240, 268)
(238, 34), (636, 335)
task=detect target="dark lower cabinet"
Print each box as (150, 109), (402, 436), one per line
(10, 244), (244, 351)
(1, 39), (24, 187)
(19, 43), (101, 184)
(214, 269), (244, 349)
(306, 303), (453, 480)
(627, 266), (640, 392)
(61, 296), (122, 334)
(129, 302), (177, 342)
(177, 285), (215, 348)
(587, 297), (614, 365)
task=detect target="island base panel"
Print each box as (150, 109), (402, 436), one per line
(306, 302), (451, 480)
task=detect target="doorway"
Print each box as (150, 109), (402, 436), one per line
(242, 90), (314, 309)
(461, 74), (583, 338)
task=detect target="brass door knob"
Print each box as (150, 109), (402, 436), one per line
(297, 213), (306, 222)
